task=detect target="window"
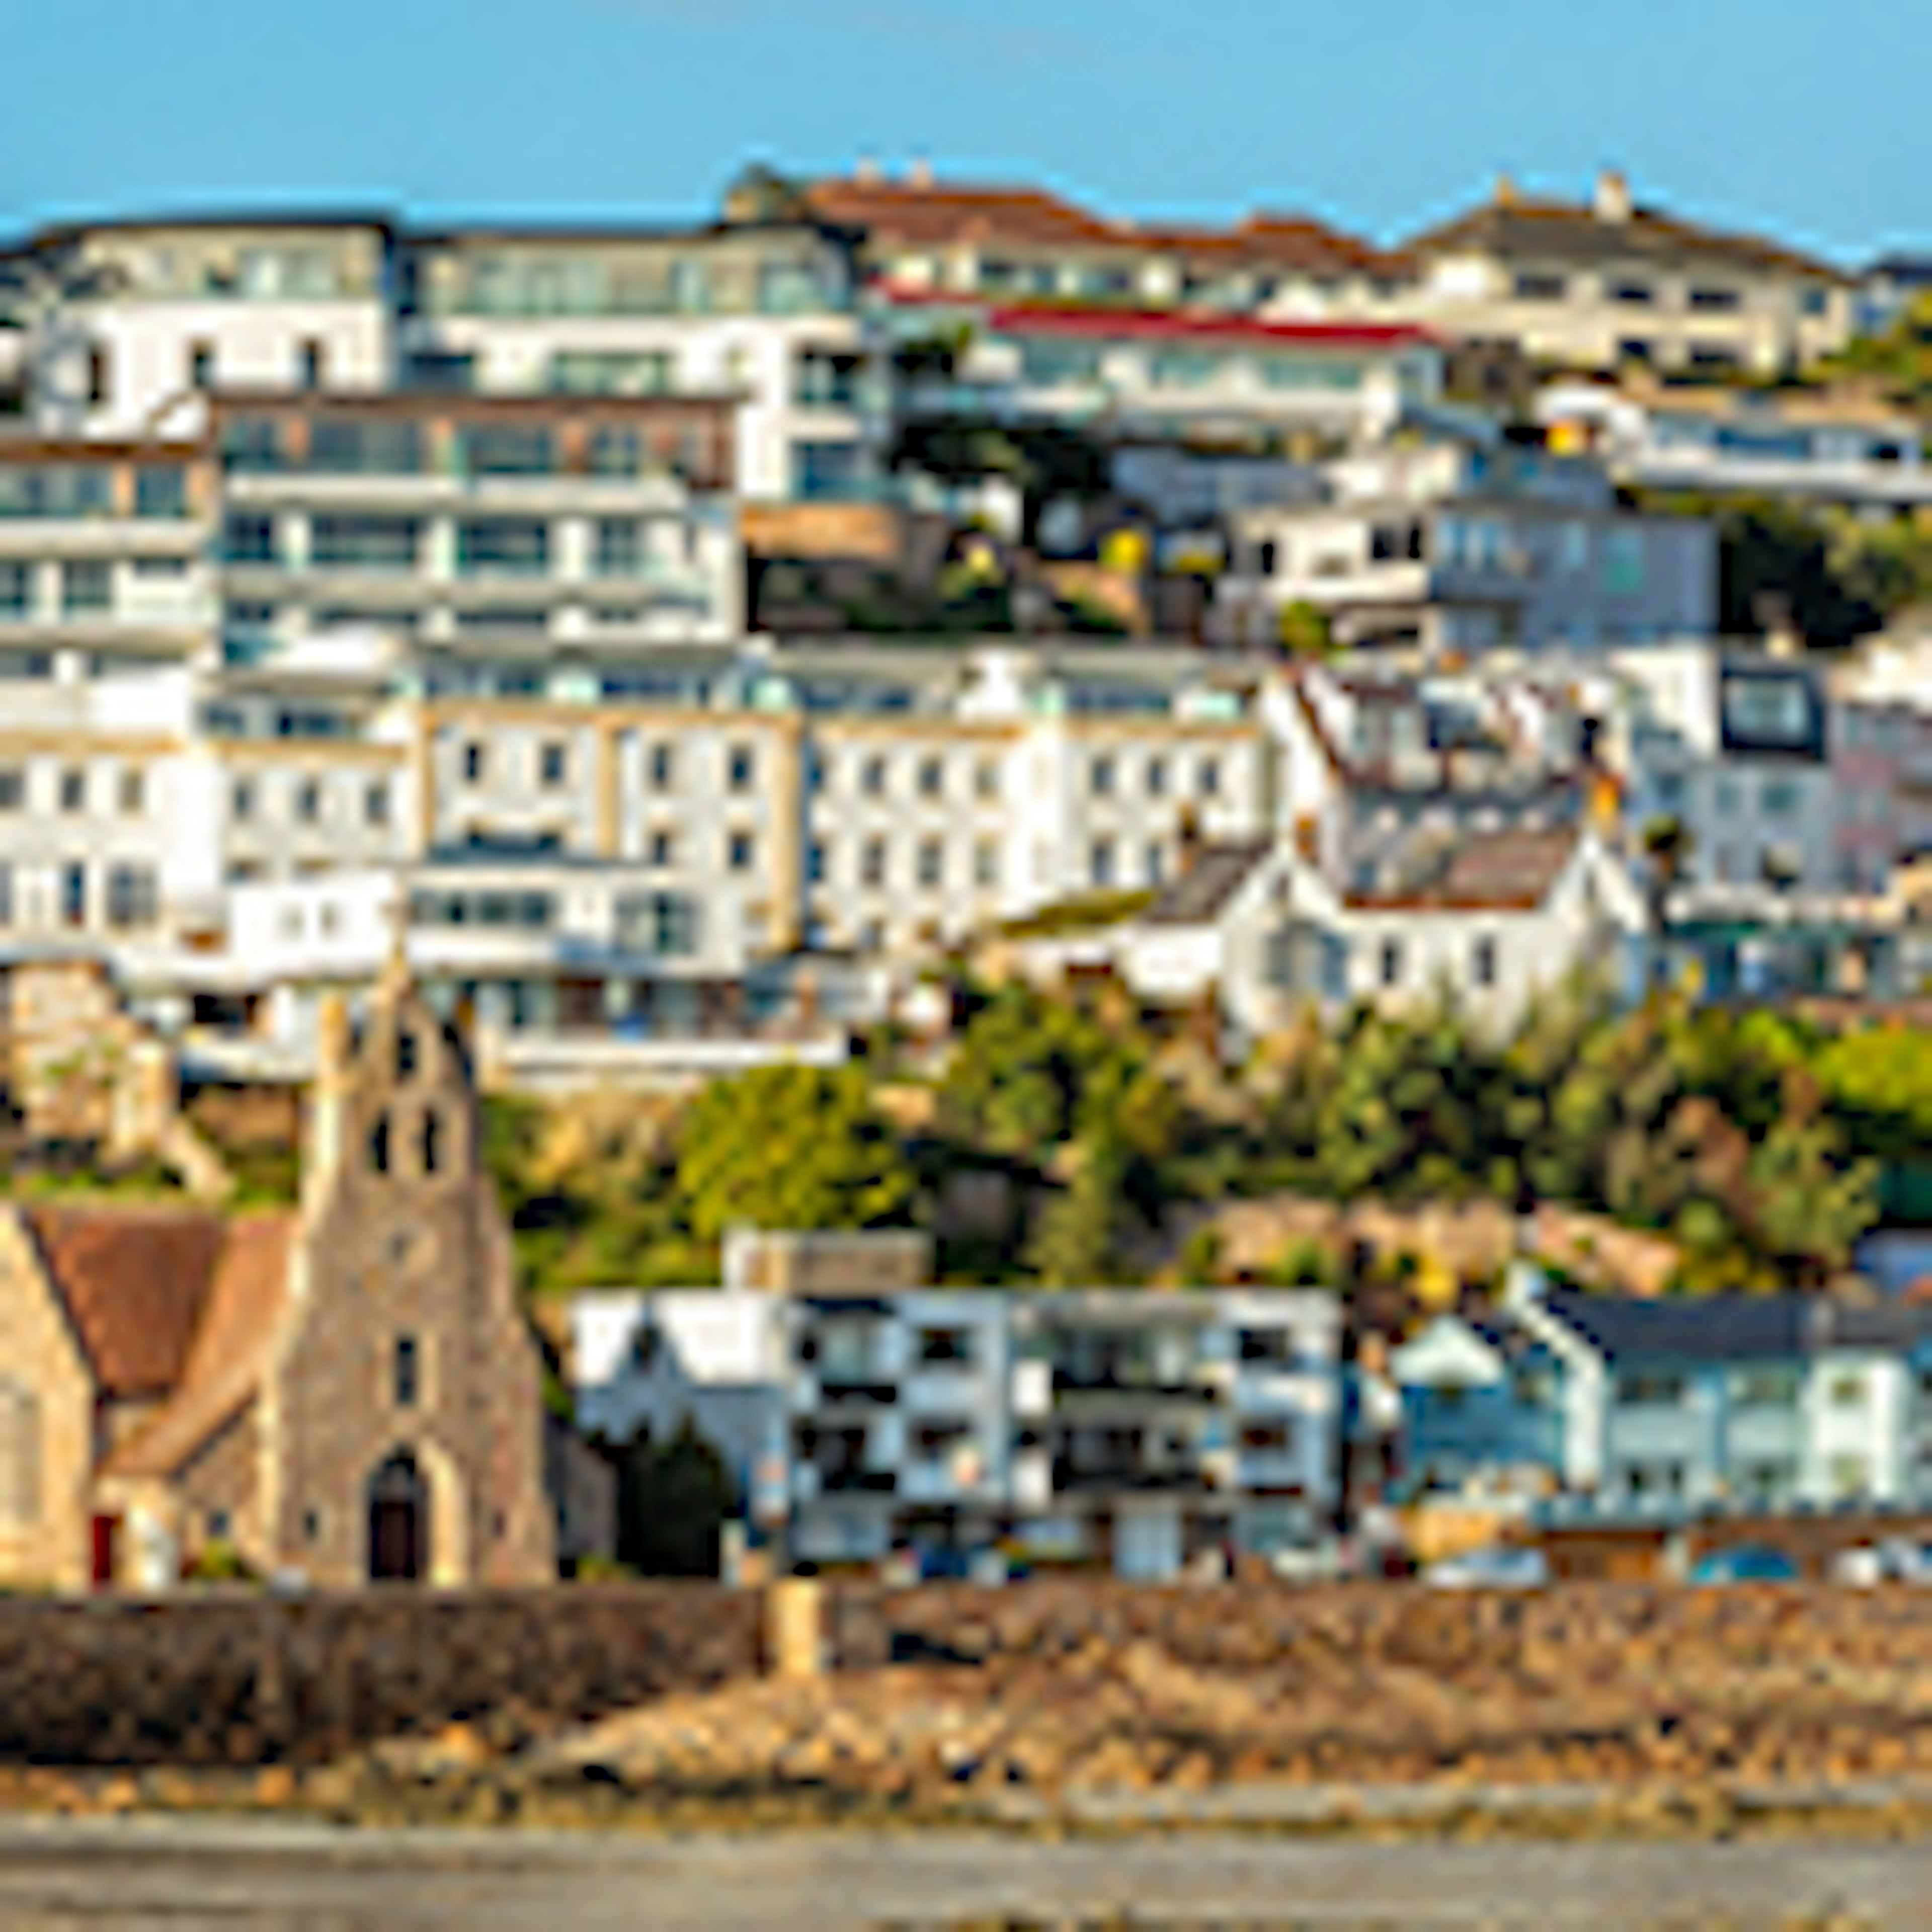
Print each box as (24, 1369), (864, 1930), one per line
(0, 770), (17, 811)
(462, 742), (486, 784)
(1829, 1370), (1869, 1408)
(59, 768), (86, 814)
(396, 1029), (418, 1081)
(918, 755), (944, 799)
(460, 426), (554, 476)
(540, 742), (569, 788)
(394, 1335), (420, 1408)
(806, 841), (826, 884)
(974, 839), (998, 888)
(86, 345), (109, 406)
(310, 516), (420, 572)
(1613, 281), (1654, 305)
(296, 779), (322, 824)
(370, 1115), (390, 1173)
(1512, 272), (1567, 301)
(231, 777), (255, 822)
(1471, 935), (1497, 987)
(422, 1111), (440, 1174)
(309, 421), (423, 475)
(0, 563), (30, 617)
(1616, 1370), (1687, 1407)
(918, 1326), (976, 1367)
(189, 342), (213, 389)
(60, 862), (86, 928)
(975, 758), (1000, 800)
(1731, 1366), (1800, 1408)
(365, 780), (389, 826)
(1240, 1420), (1295, 1455)
(728, 745), (755, 792)
(298, 339), (325, 388)
(59, 561), (111, 616)
(595, 519), (645, 576)
(1090, 838), (1115, 886)
(105, 864), (157, 930)
(860, 838), (887, 888)
(1379, 938), (1402, 987)
(648, 828), (676, 869)
(729, 830), (756, 872)
(917, 838), (943, 888)
(223, 513), (278, 565)
(1238, 1328), (1301, 1366)
(1198, 756), (1221, 797)
(861, 755), (887, 798)
(455, 519), (550, 576)
(1090, 754), (1115, 797)
(0, 1381), (41, 1531)
(1688, 286), (1743, 312)
(134, 466), (188, 518)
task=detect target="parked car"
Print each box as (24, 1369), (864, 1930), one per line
(1834, 1538), (1932, 1586)
(1688, 1544), (1799, 1585)
(1424, 1545), (1551, 1591)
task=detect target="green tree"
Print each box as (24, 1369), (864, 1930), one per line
(1026, 1132), (1132, 1286)
(612, 1421), (736, 1577)
(675, 1064), (916, 1242)
(1277, 599), (1336, 659)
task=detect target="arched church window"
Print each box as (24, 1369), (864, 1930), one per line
(0, 1381), (41, 1531)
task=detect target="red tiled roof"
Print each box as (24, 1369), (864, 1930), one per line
(27, 1205), (227, 1400)
(99, 1213), (295, 1482)
(877, 284), (1430, 351)
(808, 176), (1407, 279)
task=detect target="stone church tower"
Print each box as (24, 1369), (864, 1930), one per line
(257, 965), (556, 1587)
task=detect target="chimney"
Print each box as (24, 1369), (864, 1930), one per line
(853, 154), (881, 186)
(1495, 173), (1519, 209)
(907, 155), (935, 191)
(1593, 169), (1633, 224)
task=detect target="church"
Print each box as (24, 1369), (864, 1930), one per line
(0, 967), (556, 1591)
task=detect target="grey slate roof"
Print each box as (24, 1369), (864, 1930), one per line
(1541, 1285), (1813, 1364)
(1140, 839), (1273, 928)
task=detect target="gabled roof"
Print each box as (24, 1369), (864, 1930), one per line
(1406, 193), (1847, 285)
(26, 1205), (228, 1400)
(807, 175), (1407, 281)
(1541, 1284), (1812, 1364)
(102, 1214), (294, 1481)
(1140, 838), (1274, 926)
(1346, 826), (1582, 912)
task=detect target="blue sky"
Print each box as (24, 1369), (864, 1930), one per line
(5, 0), (1923, 263)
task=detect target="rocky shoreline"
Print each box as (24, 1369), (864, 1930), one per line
(14, 1625), (1932, 1844)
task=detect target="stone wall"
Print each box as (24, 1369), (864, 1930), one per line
(0, 1586), (762, 1766)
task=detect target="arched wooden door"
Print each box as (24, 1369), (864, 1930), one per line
(367, 1452), (429, 1583)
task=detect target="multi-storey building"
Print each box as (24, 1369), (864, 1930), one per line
(6, 217), (395, 439)
(395, 219), (887, 505)
(1214, 431), (1716, 657)
(1400, 173), (1856, 379)
(570, 1230), (1341, 1579)
(1538, 379), (1932, 512)
(1395, 1267), (1932, 1521)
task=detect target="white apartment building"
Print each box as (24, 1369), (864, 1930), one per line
(1539, 380), (1932, 512)
(6, 218), (394, 439)
(1401, 173), (1856, 378)
(883, 292), (1441, 453)
(396, 223), (885, 504)
(1214, 432), (1716, 658)
(570, 1230), (1341, 1579)
(1615, 642), (1839, 892)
